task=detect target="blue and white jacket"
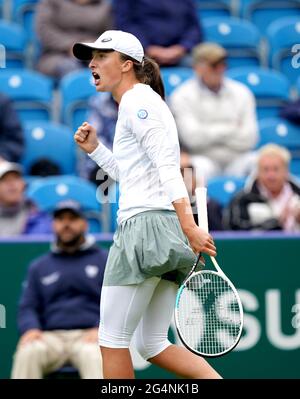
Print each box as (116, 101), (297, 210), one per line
(17, 236), (107, 335)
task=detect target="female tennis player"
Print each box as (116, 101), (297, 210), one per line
(73, 30), (221, 379)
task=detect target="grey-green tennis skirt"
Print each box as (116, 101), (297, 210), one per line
(103, 210), (196, 286)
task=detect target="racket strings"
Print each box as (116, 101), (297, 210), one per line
(177, 272), (242, 356)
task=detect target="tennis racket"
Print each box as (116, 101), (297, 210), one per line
(175, 187), (243, 357)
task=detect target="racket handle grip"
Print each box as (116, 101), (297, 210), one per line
(195, 187), (209, 233)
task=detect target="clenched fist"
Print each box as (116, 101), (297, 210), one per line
(74, 122), (99, 154)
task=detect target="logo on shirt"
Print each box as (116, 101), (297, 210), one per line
(85, 265), (99, 278)
(137, 109), (148, 119)
(41, 272), (60, 286)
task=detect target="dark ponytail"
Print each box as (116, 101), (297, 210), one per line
(120, 54), (165, 100)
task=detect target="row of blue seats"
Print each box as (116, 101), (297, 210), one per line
(1, 15), (300, 85)
(19, 116), (300, 182)
(1, 0), (300, 36)
(25, 174), (247, 233)
(194, 0), (300, 34)
(25, 175), (114, 233)
(0, 66), (299, 129)
(31, 175), (120, 234)
(25, 169), (300, 234)
(202, 16), (300, 86)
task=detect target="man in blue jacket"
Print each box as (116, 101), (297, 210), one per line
(11, 200), (107, 379)
(113, 0), (203, 66)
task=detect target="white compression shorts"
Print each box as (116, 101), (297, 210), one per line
(98, 277), (177, 361)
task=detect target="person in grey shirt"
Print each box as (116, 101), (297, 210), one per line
(35, 0), (112, 79)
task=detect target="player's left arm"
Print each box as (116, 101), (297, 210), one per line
(172, 198), (216, 256)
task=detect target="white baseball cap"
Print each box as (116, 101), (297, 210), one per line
(0, 162), (22, 180)
(73, 30), (144, 63)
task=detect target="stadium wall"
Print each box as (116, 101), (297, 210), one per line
(0, 233), (299, 379)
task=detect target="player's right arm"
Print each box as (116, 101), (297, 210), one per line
(74, 122), (119, 181)
(74, 121), (99, 154)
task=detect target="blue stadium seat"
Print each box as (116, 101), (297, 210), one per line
(240, 0), (300, 35)
(290, 159), (300, 177)
(257, 117), (300, 176)
(11, 0), (39, 41)
(227, 66), (291, 119)
(160, 67), (194, 97)
(202, 17), (262, 68)
(0, 20), (27, 68)
(60, 69), (95, 131)
(26, 176), (103, 233)
(194, 0), (233, 18)
(22, 121), (76, 175)
(267, 17), (300, 86)
(257, 117), (300, 148)
(0, 69), (53, 122)
(207, 176), (246, 207)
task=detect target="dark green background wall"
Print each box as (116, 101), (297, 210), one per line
(0, 235), (299, 379)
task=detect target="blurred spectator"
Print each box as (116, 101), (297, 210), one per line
(11, 200), (107, 379)
(80, 93), (118, 182)
(280, 99), (300, 125)
(170, 43), (258, 182)
(180, 156), (223, 231)
(0, 93), (24, 163)
(0, 162), (52, 236)
(35, 0), (113, 79)
(113, 0), (202, 66)
(224, 144), (300, 232)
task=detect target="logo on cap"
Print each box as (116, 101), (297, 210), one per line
(101, 37), (112, 42)
(137, 109), (148, 119)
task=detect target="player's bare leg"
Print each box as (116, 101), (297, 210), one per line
(149, 344), (222, 379)
(100, 347), (135, 379)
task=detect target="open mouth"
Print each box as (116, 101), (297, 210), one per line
(92, 72), (101, 86)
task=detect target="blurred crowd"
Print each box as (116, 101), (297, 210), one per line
(1, 0), (300, 381)
(1, 0), (300, 238)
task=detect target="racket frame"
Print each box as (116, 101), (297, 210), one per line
(175, 255), (244, 358)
